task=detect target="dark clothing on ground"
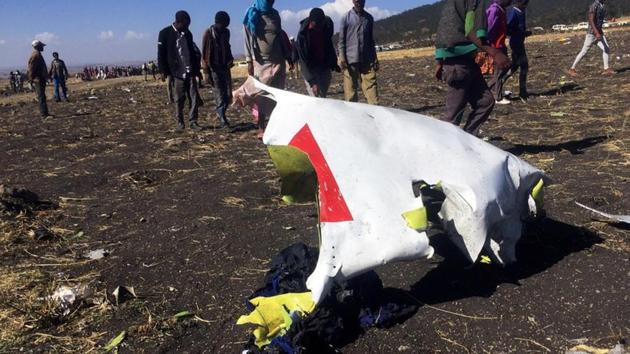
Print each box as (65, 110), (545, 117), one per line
(296, 16), (338, 87)
(173, 76), (199, 125)
(158, 25), (201, 79)
(441, 55), (494, 135)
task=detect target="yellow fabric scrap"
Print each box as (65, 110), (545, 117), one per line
(236, 292), (316, 348)
(402, 207), (428, 231)
(531, 178), (544, 209)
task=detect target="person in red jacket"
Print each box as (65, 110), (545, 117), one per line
(486, 0), (512, 105)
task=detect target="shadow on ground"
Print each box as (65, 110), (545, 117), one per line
(504, 135), (608, 155)
(531, 83), (583, 97)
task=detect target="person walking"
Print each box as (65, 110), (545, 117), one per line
(243, 0), (294, 138)
(568, 0), (615, 76)
(338, 0), (379, 105)
(486, 0), (511, 105)
(49, 52), (70, 102)
(202, 10), (234, 128)
(158, 10), (203, 131)
(296, 8), (340, 98)
(434, 0), (511, 136)
(506, 0), (531, 100)
(27, 40), (52, 119)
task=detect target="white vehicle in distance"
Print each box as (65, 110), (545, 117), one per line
(552, 24), (568, 31)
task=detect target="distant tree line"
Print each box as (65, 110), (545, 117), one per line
(373, 0), (630, 46)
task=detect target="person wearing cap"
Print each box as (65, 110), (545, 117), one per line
(49, 52), (70, 102)
(28, 40), (52, 118)
(338, 0), (379, 105)
(158, 10), (203, 131)
(202, 11), (234, 128)
(296, 8), (340, 98)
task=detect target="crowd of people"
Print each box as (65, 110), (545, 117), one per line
(26, 0), (616, 138)
(80, 65), (146, 81)
(8, 70), (25, 93)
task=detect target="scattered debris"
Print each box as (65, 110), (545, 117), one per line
(121, 87), (131, 93)
(282, 226), (296, 230)
(83, 248), (110, 260)
(112, 286), (137, 306)
(47, 285), (89, 317)
(566, 343), (626, 354)
(87, 96), (99, 100)
(173, 310), (195, 319)
(28, 226), (57, 241)
(576, 202), (630, 225)
(0, 185), (56, 214)
(103, 331), (126, 352)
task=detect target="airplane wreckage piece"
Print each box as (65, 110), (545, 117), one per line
(235, 78), (548, 304)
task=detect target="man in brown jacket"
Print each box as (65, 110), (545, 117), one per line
(28, 40), (52, 118)
(202, 11), (234, 128)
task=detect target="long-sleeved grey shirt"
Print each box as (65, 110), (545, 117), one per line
(338, 8), (377, 65)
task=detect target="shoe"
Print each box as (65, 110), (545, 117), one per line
(567, 68), (578, 77)
(496, 98), (511, 105)
(176, 122), (185, 131)
(602, 68), (616, 76)
(42, 115), (54, 119)
(190, 122), (203, 131)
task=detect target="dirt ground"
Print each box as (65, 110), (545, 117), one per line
(1, 29), (629, 354)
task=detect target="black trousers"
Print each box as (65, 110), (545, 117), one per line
(34, 80), (49, 117)
(211, 67), (232, 124)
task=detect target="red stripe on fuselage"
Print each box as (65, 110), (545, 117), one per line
(289, 124), (353, 222)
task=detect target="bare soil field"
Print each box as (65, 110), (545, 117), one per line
(1, 29), (628, 353)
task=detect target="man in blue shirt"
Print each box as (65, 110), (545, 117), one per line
(506, 0), (531, 100)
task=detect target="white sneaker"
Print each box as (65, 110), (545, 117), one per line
(496, 98), (511, 105)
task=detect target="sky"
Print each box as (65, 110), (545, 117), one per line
(0, 0), (436, 69)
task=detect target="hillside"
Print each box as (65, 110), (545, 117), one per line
(374, 0), (630, 46)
